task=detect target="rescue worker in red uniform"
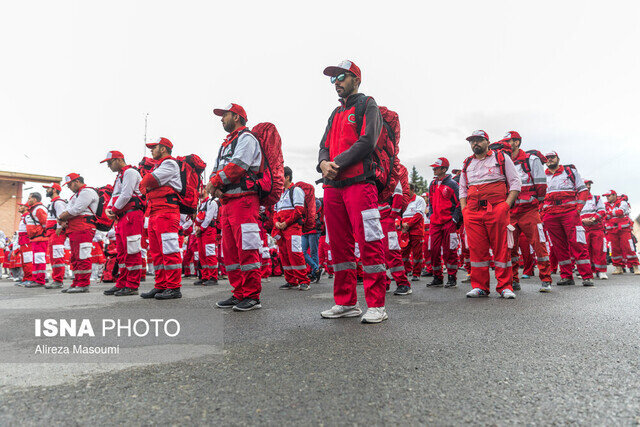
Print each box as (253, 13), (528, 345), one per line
(401, 184), (427, 281)
(209, 103), (263, 311)
(16, 204), (33, 286)
(138, 138), (184, 299)
(580, 180), (608, 279)
(502, 131), (553, 292)
(379, 180), (412, 295)
(194, 189), (219, 286)
(43, 183), (67, 288)
(24, 192), (49, 288)
(541, 151), (594, 286)
(459, 130), (521, 299)
(57, 173), (99, 293)
(427, 157), (462, 288)
(318, 60), (388, 323)
(603, 190), (639, 275)
(273, 167), (311, 290)
(421, 193), (434, 277)
(101, 150), (145, 296)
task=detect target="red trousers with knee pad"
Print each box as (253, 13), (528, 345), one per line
(276, 225), (309, 285)
(608, 228), (639, 267)
(221, 195), (262, 300)
(148, 211), (182, 289)
(68, 229), (95, 287)
(518, 235), (535, 276)
(198, 227), (218, 280)
(48, 232), (66, 282)
(380, 214), (410, 288)
(31, 240), (48, 285)
(115, 210), (144, 289)
(510, 208), (551, 283)
(542, 210), (593, 280)
(402, 234), (424, 277)
(20, 244), (33, 281)
(463, 187), (513, 294)
(324, 182), (387, 308)
(586, 228), (607, 273)
(429, 221), (459, 279)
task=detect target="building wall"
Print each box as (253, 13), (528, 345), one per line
(0, 180), (22, 237)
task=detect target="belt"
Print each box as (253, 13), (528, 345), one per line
(118, 208), (143, 218)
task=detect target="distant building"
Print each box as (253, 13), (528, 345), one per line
(0, 171), (62, 236)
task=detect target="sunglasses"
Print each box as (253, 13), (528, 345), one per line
(330, 72), (354, 84)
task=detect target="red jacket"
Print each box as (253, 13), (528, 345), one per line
(542, 165), (588, 216)
(140, 156), (180, 215)
(428, 174), (461, 225)
(26, 203), (49, 242)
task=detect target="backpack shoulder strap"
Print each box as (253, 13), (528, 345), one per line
(354, 96), (372, 136)
(462, 155), (474, 181)
(564, 165), (576, 185)
(495, 150), (507, 176)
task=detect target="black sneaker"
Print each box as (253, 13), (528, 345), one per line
(279, 283), (299, 290)
(427, 277), (444, 287)
(114, 287), (138, 296)
(582, 278), (595, 287)
(299, 283), (310, 291)
(512, 281), (521, 291)
(45, 281), (64, 289)
(103, 286), (119, 295)
(140, 288), (163, 299)
(314, 268), (323, 284)
(411, 276), (420, 282)
(232, 298), (262, 311)
(394, 285), (412, 295)
(66, 286), (89, 293)
(61, 286), (75, 293)
(216, 296), (241, 308)
(203, 279), (219, 286)
(421, 270), (433, 277)
(444, 275), (457, 288)
(193, 279), (205, 286)
(154, 288), (182, 300)
(557, 278), (575, 286)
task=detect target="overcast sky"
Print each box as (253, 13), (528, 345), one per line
(2, 0), (639, 217)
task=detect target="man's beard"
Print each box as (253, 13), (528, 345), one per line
(472, 145), (486, 155)
(223, 121), (235, 133)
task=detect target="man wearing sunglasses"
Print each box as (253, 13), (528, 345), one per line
(318, 60), (388, 323)
(541, 151), (594, 286)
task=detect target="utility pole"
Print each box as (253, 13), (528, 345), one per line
(143, 113), (149, 158)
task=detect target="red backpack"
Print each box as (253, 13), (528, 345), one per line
(175, 154), (207, 215)
(86, 185), (114, 232)
(395, 163), (412, 211)
(246, 123), (285, 207)
(138, 157), (158, 178)
(290, 182), (317, 233)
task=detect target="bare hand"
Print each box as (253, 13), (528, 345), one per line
(320, 161), (340, 180)
(206, 181), (215, 195)
(105, 209), (116, 220)
(402, 223), (409, 232)
(55, 227), (63, 236)
(276, 222), (286, 230)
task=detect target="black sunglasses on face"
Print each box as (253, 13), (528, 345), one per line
(331, 72), (354, 84)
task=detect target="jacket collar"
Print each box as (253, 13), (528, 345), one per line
(545, 165), (564, 176)
(339, 93), (366, 109)
(222, 126), (248, 147)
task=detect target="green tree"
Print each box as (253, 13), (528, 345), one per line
(409, 166), (428, 195)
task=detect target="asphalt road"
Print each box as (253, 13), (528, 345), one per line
(1, 269), (639, 425)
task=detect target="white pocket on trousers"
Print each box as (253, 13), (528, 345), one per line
(361, 209), (384, 242)
(205, 243), (216, 257)
(328, 250), (332, 261)
(602, 239), (608, 253)
(22, 251), (33, 263)
(388, 231), (400, 251)
(506, 224), (516, 249)
(34, 252), (46, 264)
(126, 234), (142, 255)
(291, 235), (303, 253)
(161, 232), (180, 255)
(629, 239), (635, 251)
(194, 251), (199, 261)
(575, 226), (586, 245)
(537, 224), (546, 243)
(79, 242), (93, 260)
(241, 223), (261, 250)
(449, 233), (459, 251)
(52, 245), (65, 259)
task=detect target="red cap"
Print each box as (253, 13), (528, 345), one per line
(429, 157), (450, 168)
(213, 103), (248, 121)
(603, 190), (617, 197)
(466, 130), (489, 141)
(146, 137), (174, 150)
(545, 151), (558, 158)
(323, 60), (362, 80)
(584, 179), (593, 185)
(43, 183), (62, 191)
(62, 173), (81, 186)
(451, 169), (462, 175)
(499, 131), (522, 142)
(100, 150), (125, 163)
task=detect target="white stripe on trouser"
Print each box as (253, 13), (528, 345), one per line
(362, 264), (386, 274)
(240, 263), (260, 271)
(470, 261), (490, 268)
(333, 262), (357, 272)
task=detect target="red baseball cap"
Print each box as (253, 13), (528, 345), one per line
(145, 137), (174, 150)
(323, 60), (362, 80)
(545, 151), (558, 158)
(584, 179), (593, 185)
(603, 190), (617, 197)
(62, 173), (81, 186)
(43, 183), (62, 192)
(430, 157), (450, 168)
(213, 103), (248, 121)
(466, 130), (489, 141)
(100, 150), (125, 163)
(499, 131), (522, 142)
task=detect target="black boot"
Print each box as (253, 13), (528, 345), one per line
(427, 277), (444, 287)
(154, 288), (182, 299)
(103, 286), (119, 296)
(444, 275), (457, 288)
(140, 288), (162, 299)
(114, 287), (138, 296)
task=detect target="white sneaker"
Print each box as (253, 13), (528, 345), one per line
(466, 288), (489, 298)
(599, 272), (608, 280)
(501, 289), (516, 299)
(361, 307), (388, 324)
(321, 304), (363, 319)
